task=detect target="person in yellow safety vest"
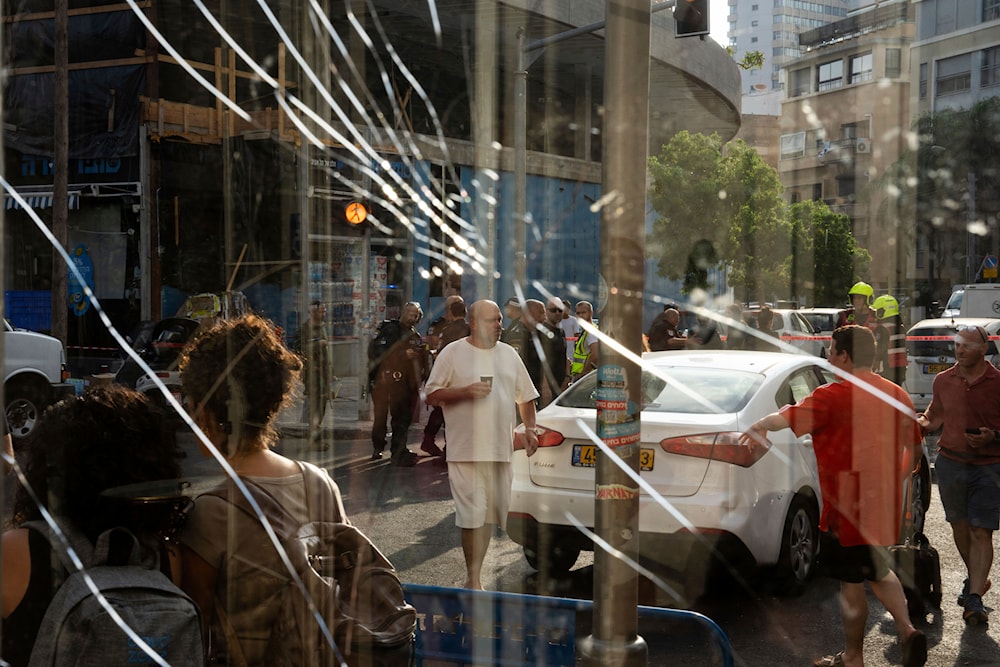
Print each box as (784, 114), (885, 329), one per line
(570, 301), (600, 382)
(873, 294), (907, 387)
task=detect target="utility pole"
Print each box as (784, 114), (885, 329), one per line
(577, 0), (651, 664)
(52, 0), (69, 344)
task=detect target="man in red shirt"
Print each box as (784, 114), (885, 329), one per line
(742, 325), (925, 667)
(917, 324), (1000, 625)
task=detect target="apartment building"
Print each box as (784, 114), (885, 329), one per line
(909, 0), (1000, 299)
(778, 1), (914, 293)
(728, 0), (850, 114)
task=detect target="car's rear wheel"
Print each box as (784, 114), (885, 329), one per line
(774, 495), (819, 595)
(523, 531), (581, 574)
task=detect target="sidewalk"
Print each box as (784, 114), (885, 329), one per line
(275, 375), (429, 441)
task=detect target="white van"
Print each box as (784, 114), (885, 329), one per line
(904, 317), (1000, 412)
(942, 284), (1000, 318)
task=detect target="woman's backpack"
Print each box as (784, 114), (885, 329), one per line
(24, 522), (204, 667)
(204, 462), (416, 667)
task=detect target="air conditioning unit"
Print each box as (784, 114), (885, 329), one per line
(855, 138), (871, 154)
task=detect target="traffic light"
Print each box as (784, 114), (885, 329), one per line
(345, 201), (368, 226)
(675, 0), (709, 38)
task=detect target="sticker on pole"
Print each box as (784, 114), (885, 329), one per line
(597, 364), (640, 447)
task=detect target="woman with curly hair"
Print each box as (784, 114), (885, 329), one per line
(176, 314), (348, 665)
(1, 385), (185, 666)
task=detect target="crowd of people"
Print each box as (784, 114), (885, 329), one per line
(3, 283), (999, 666)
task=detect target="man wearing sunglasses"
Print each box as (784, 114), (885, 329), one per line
(917, 324), (1000, 626)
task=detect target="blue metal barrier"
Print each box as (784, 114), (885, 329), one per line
(402, 583), (735, 667)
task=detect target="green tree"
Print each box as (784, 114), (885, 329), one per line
(648, 133), (789, 303)
(785, 200), (871, 306)
(874, 97), (1000, 306)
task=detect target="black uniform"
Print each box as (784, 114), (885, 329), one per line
(368, 319), (429, 463)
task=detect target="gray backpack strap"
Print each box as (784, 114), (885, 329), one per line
(298, 461), (347, 524)
(23, 520), (98, 571)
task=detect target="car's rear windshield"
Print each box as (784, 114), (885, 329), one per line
(907, 326), (998, 358)
(558, 367), (764, 414)
(803, 313), (834, 332)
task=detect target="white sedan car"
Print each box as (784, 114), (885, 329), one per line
(508, 350), (925, 599)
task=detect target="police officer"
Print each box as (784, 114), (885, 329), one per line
(368, 302), (429, 465)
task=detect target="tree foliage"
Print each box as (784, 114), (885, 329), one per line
(648, 132), (872, 305)
(785, 200), (871, 306)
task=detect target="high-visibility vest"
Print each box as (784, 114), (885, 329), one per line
(571, 330), (590, 376)
(887, 325), (907, 369)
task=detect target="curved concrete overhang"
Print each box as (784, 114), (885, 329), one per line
(508, 0), (743, 149)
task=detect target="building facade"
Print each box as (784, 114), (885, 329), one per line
(2, 0), (740, 382)
(778, 1), (914, 294)
(728, 0), (850, 114)
(909, 0), (1000, 302)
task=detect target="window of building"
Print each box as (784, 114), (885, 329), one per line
(919, 62), (928, 99)
(818, 59), (843, 91)
(849, 53), (872, 84)
(838, 175), (856, 198)
(752, 20), (759, 27)
(985, 0), (1000, 22)
(812, 184), (823, 201)
(983, 46), (1000, 88)
(752, 3), (759, 9)
(885, 49), (901, 78)
(936, 54), (971, 96)
(790, 67), (811, 97)
(780, 132), (805, 159)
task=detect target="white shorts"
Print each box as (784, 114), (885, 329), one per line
(447, 461), (513, 530)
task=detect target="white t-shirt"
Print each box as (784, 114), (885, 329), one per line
(425, 338), (539, 462)
(560, 316), (579, 359)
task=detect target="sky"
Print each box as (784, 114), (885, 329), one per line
(710, 0), (729, 47)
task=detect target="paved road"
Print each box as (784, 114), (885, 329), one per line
(177, 426), (1000, 667)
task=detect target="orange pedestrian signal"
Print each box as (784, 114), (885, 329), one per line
(345, 202), (368, 225)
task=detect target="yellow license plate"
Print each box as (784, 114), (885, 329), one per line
(924, 363), (950, 374)
(572, 444), (654, 471)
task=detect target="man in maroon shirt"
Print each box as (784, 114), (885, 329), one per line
(917, 324), (1000, 625)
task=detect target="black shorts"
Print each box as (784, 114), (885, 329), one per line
(818, 532), (892, 584)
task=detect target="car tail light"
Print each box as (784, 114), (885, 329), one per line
(658, 432), (770, 467)
(155, 372), (172, 379)
(61, 365), (71, 382)
(513, 425), (565, 451)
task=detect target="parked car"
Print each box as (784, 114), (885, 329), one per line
(4, 319), (76, 441)
(114, 317), (201, 413)
(797, 307), (849, 339)
(744, 308), (826, 358)
(507, 350), (930, 599)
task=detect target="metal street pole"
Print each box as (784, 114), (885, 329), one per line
(52, 0), (68, 345)
(577, 0), (651, 664)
